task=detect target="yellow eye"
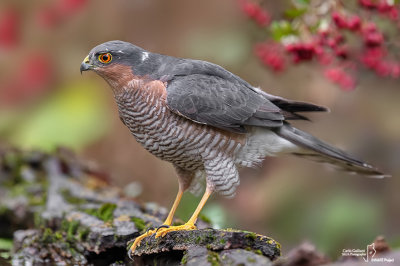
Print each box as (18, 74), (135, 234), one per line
(98, 53), (112, 63)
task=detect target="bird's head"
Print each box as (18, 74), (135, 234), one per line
(80, 40), (160, 87)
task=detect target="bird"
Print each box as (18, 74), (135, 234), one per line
(80, 40), (386, 254)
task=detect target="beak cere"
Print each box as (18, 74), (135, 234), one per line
(80, 55), (92, 74)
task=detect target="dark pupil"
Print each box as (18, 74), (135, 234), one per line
(102, 54), (109, 61)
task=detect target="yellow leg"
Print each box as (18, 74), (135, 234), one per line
(155, 186), (212, 238)
(129, 186), (184, 253)
(163, 186), (184, 226)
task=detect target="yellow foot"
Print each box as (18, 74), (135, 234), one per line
(155, 222), (197, 238)
(129, 228), (156, 254)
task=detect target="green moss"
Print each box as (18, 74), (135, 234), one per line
(54, 231), (63, 240)
(67, 220), (80, 239)
(274, 240), (282, 250)
(207, 251), (220, 266)
(181, 251), (188, 264)
(254, 249), (262, 255)
(6, 174), (47, 208)
(41, 228), (54, 243)
(98, 203), (117, 221)
(60, 219), (87, 241)
(131, 217), (146, 232)
(219, 238), (226, 245)
(82, 208), (97, 217)
(28, 192), (47, 206)
(245, 232), (257, 240)
(60, 188), (87, 205)
(82, 203), (117, 222)
(224, 228), (239, 232)
(77, 227), (90, 241)
(61, 219), (69, 231)
(207, 232), (216, 241)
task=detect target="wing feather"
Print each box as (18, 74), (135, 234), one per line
(166, 74), (284, 133)
(162, 59), (328, 133)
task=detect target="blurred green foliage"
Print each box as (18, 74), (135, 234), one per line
(0, 80), (109, 151)
(270, 188), (383, 258)
(309, 192), (381, 255)
(0, 238), (12, 260)
(0, 238), (12, 250)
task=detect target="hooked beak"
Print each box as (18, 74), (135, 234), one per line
(80, 55), (92, 74)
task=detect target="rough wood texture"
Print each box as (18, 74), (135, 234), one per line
(0, 146), (281, 265)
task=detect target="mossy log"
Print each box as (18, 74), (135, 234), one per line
(0, 146), (281, 265)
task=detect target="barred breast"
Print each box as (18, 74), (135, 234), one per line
(96, 64), (291, 196)
(115, 80), (240, 167)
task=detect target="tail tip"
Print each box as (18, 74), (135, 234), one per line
(362, 163), (390, 178)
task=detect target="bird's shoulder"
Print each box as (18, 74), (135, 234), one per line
(150, 54), (252, 88)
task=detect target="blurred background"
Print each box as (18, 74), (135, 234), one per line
(0, 0), (399, 259)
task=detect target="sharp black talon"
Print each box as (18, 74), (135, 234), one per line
(145, 227), (155, 234)
(127, 250), (134, 260)
(156, 225), (170, 232)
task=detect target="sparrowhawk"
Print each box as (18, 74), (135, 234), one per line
(80, 40), (386, 255)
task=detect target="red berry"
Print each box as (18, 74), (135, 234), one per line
(254, 10), (270, 26)
(255, 43), (286, 71)
(286, 43), (317, 63)
(360, 47), (386, 68)
(335, 46), (349, 59)
(242, 2), (257, 17)
(334, 34), (345, 45)
(240, 0), (270, 27)
(324, 67), (356, 90)
(389, 8), (398, 20)
(0, 7), (20, 49)
(377, 0), (392, 13)
(392, 63), (400, 78)
(359, 0), (378, 9)
(364, 31), (384, 47)
(348, 16), (361, 31)
(332, 11), (348, 28)
(316, 50), (334, 65)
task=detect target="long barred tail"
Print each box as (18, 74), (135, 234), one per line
(275, 123), (388, 178)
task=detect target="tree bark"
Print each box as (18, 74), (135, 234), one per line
(0, 146), (280, 265)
